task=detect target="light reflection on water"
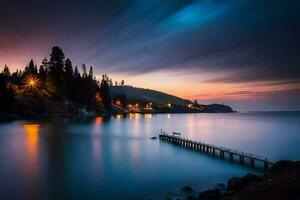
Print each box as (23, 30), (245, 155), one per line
(24, 124), (39, 178)
(0, 112), (299, 199)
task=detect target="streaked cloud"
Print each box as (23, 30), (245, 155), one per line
(0, 0), (299, 110)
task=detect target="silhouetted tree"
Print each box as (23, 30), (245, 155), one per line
(47, 46), (66, 98)
(74, 66), (80, 78)
(41, 58), (50, 72)
(39, 65), (46, 79)
(64, 58), (74, 99)
(2, 65), (10, 77)
(82, 64), (87, 78)
(88, 66), (93, 80)
(0, 74), (14, 112)
(11, 70), (22, 85)
(24, 59), (37, 76)
(100, 75), (111, 110)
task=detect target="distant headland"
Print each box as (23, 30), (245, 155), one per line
(0, 46), (234, 120)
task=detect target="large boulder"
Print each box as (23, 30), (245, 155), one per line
(181, 186), (193, 193)
(227, 173), (262, 191)
(268, 160), (295, 175)
(198, 188), (221, 200)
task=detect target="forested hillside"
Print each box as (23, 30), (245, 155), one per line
(110, 86), (191, 105)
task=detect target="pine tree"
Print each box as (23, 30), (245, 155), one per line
(74, 66), (80, 78)
(48, 46), (66, 98)
(0, 74), (14, 112)
(82, 64), (87, 78)
(41, 58), (50, 72)
(2, 65), (11, 77)
(64, 59), (74, 99)
(88, 66), (93, 80)
(100, 77), (111, 110)
(24, 59), (36, 75)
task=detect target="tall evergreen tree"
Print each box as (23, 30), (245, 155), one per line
(100, 76), (111, 110)
(2, 65), (10, 77)
(0, 74), (14, 112)
(82, 64), (87, 78)
(65, 59), (73, 78)
(41, 58), (50, 72)
(24, 59), (37, 75)
(74, 66), (80, 78)
(64, 58), (74, 99)
(88, 66), (93, 80)
(47, 46), (66, 98)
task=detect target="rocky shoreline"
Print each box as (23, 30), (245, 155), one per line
(167, 160), (300, 200)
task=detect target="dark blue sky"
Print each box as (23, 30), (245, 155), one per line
(1, 0), (299, 110)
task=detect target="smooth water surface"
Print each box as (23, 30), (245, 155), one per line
(0, 112), (299, 199)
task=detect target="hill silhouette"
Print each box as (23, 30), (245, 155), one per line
(110, 86), (191, 105)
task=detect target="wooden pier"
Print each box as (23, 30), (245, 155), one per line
(159, 132), (275, 170)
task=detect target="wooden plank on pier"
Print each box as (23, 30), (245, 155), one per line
(159, 132), (275, 170)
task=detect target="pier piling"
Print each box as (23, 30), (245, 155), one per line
(159, 132), (274, 170)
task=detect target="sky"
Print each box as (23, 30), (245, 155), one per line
(0, 0), (299, 111)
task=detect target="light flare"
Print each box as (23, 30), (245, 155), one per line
(24, 74), (40, 90)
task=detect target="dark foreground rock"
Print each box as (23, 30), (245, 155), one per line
(192, 160), (300, 200)
(181, 186), (193, 193)
(224, 160), (300, 200)
(227, 173), (262, 191)
(198, 188), (221, 200)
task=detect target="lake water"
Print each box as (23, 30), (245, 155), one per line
(0, 112), (299, 199)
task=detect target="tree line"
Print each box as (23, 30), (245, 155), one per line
(0, 46), (111, 113)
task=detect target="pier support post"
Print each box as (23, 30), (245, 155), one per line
(240, 156), (244, 164)
(264, 160), (269, 171)
(220, 150), (224, 159)
(230, 153), (233, 161)
(250, 158), (255, 168)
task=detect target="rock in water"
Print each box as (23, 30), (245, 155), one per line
(186, 195), (197, 200)
(227, 173), (262, 191)
(216, 183), (226, 191)
(181, 186), (193, 193)
(198, 188), (221, 200)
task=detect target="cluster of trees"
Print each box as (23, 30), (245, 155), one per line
(0, 73), (14, 112)
(0, 46), (112, 113)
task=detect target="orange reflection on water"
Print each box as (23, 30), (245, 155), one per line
(143, 114), (152, 119)
(24, 124), (39, 154)
(129, 113), (141, 120)
(95, 117), (104, 124)
(93, 117), (104, 134)
(115, 114), (124, 119)
(24, 124), (40, 178)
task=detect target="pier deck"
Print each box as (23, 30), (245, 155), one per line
(159, 132), (275, 170)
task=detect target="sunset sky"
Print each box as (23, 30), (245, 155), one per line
(1, 0), (299, 111)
